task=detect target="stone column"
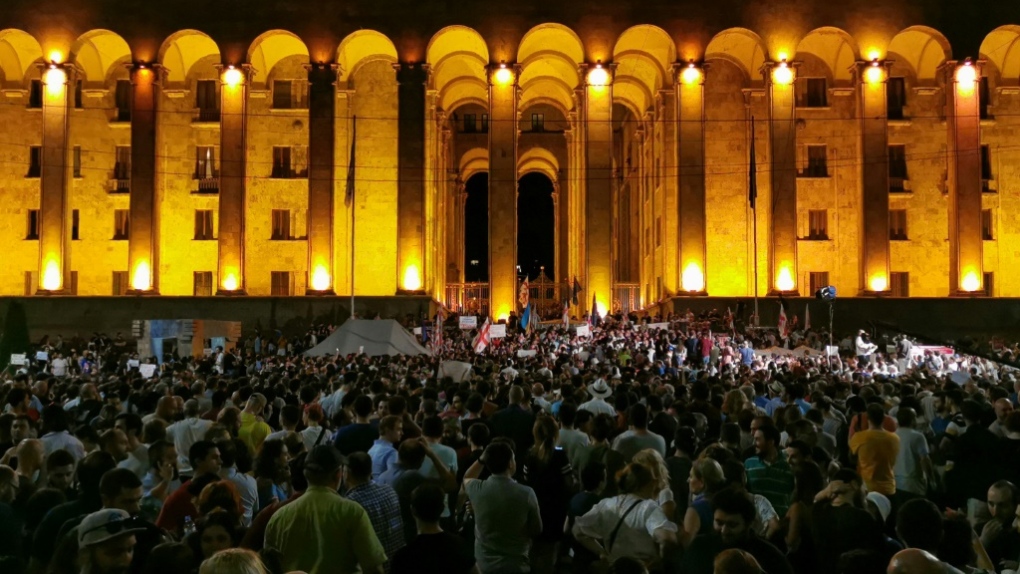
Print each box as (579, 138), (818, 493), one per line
(127, 63), (161, 294)
(487, 64), (519, 320)
(583, 64), (614, 315)
(675, 63), (708, 295)
(763, 60), (799, 295)
(216, 65), (251, 295)
(945, 60), (984, 295)
(551, 181), (561, 286)
(396, 63), (428, 293)
(857, 60), (892, 295)
(306, 63), (338, 294)
(36, 63), (74, 293)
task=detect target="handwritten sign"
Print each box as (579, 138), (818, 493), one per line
(9, 354), (26, 366)
(517, 350), (538, 358)
(127, 359), (140, 368)
(139, 364), (157, 378)
(489, 324), (506, 339)
(575, 324), (590, 337)
(35, 351), (48, 362)
(459, 316), (478, 329)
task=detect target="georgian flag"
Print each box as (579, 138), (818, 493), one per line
(778, 303), (789, 339)
(472, 318), (492, 354)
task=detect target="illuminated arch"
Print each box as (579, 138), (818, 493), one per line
(70, 30), (132, 85)
(795, 27), (860, 83)
(428, 26), (488, 112)
(518, 147), (560, 181)
(459, 147), (489, 182)
(517, 24), (584, 116)
(888, 26), (951, 83)
(981, 26), (1020, 83)
(248, 30), (309, 87)
(158, 30), (220, 86)
(0, 29), (43, 86)
(336, 30), (398, 86)
(519, 76), (574, 115)
(705, 28), (767, 84)
(613, 25), (675, 115)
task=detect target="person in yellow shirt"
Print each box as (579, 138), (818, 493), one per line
(849, 403), (900, 496)
(239, 393), (273, 455)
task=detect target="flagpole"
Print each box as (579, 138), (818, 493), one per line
(751, 115), (759, 327)
(348, 115), (357, 319)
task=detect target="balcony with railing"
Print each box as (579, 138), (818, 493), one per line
(444, 283), (490, 317)
(193, 177), (219, 194)
(194, 108), (220, 123)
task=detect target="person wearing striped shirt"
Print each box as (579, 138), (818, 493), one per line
(743, 423), (795, 517)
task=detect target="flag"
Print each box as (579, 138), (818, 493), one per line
(344, 115), (357, 208)
(472, 318), (491, 354)
(591, 292), (600, 328)
(804, 304), (811, 331)
(726, 307), (735, 331)
(520, 302), (531, 331)
(571, 277), (583, 306)
(434, 308), (445, 349)
(748, 116), (757, 210)
(519, 278), (530, 310)
(778, 303), (788, 339)
(563, 300), (570, 330)
(530, 302), (539, 332)
(420, 314), (429, 344)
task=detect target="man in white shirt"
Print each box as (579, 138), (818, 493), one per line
(579, 379), (616, 417)
(989, 398), (1014, 438)
(39, 405), (86, 462)
(266, 405), (300, 443)
(555, 402), (590, 469)
(855, 330), (877, 366)
(50, 353), (69, 378)
(531, 383), (553, 414)
(300, 403), (329, 452)
(418, 416), (458, 517)
(893, 407), (931, 497)
(165, 399), (212, 477)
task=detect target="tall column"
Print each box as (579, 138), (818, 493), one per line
(216, 64), (250, 295)
(763, 60), (799, 295)
(676, 63), (708, 295)
(857, 60), (892, 294)
(945, 60), (984, 295)
(559, 130), (572, 286)
(487, 63), (519, 320)
(551, 181), (561, 285)
(128, 63), (161, 294)
(396, 63), (428, 293)
(37, 63), (74, 293)
(583, 63), (614, 315)
(306, 63), (338, 294)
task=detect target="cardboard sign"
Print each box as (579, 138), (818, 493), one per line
(459, 316), (478, 329)
(645, 322), (670, 330)
(825, 346), (840, 356)
(413, 327), (422, 335)
(517, 350), (538, 358)
(489, 324), (506, 339)
(9, 354), (26, 366)
(35, 351), (48, 362)
(575, 324), (590, 337)
(127, 359), (140, 368)
(139, 364), (157, 378)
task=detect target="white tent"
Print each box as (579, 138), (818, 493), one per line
(303, 319), (432, 357)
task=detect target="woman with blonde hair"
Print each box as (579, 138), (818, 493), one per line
(681, 457), (726, 546)
(631, 448), (676, 520)
(722, 390), (749, 419)
(199, 548), (269, 574)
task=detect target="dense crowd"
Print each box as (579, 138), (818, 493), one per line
(1, 313), (1019, 574)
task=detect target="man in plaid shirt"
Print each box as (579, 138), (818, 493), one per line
(345, 452), (405, 570)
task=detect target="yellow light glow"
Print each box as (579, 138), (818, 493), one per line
(223, 67), (244, 87)
(869, 274), (888, 292)
(776, 51), (789, 63)
(961, 271), (981, 292)
(43, 66), (66, 90)
(310, 266), (331, 291)
(495, 304), (512, 323)
(680, 64), (702, 85)
(776, 267), (795, 292)
(867, 49), (881, 62)
(41, 258), (62, 291)
(771, 62), (794, 86)
(595, 299), (609, 317)
(222, 273), (239, 292)
(494, 66), (513, 86)
(588, 66), (610, 87)
(864, 64), (885, 85)
(131, 261), (152, 291)
(402, 265), (422, 291)
(681, 262), (705, 292)
(955, 62), (977, 87)
(48, 50), (63, 64)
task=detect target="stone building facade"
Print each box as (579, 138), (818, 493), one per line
(0, 0), (1017, 319)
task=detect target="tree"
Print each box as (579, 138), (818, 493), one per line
(0, 301), (30, 371)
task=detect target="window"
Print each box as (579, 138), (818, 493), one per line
(194, 210), (214, 240)
(27, 146), (41, 178)
(271, 209), (291, 240)
(74, 79), (83, 109)
(114, 146), (131, 189)
(805, 145), (827, 177)
(271, 271), (291, 296)
(982, 209), (994, 240)
(981, 145), (994, 191)
(26, 210), (39, 239)
(112, 271), (128, 296)
(272, 79), (306, 109)
(808, 210), (828, 240)
(480, 114), (488, 132)
(984, 272), (994, 297)
(193, 272), (213, 296)
(73, 146), (81, 178)
(196, 80), (219, 121)
(887, 77), (906, 120)
(28, 79), (42, 108)
(24, 271), (36, 296)
(68, 271), (78, 296)
(891, 272), (909, 297)
(72, 209), (79, 240)
(889, 145), (907, 191)
(979, 76), (990, 120)
(889, 209), (907, 240)
(655, 216), (662, 246)
(113, 210), (130, 240)
(272, 147), (292, 178)
(114, 79), (131, 121)
(798, 78), (827, 107)
(531, 113), (545, 131)
(195, 145), (218, 189)
(463, 114), (477, 133)
(809, 272), (830, 294)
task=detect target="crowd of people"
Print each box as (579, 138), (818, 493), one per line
(1, 311), (1019, 574)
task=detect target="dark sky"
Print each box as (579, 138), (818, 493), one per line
(463, 172), (555, 282)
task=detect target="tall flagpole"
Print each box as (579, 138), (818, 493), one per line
(750, 116), (759, 327)
(347, 115), (358, 319)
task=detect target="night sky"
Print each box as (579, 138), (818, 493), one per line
(463, 173), (556, 282)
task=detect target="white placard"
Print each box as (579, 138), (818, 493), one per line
(489, 324), (506, 339)
(413, 327), (422, 335)
(517, 350), (538, 358)
(203, 348), (214, 357)
(645, 322), (670, 330)
(35, 351), (48, 362)
(127, 359), (140, 368)
(575, 324), (590, 337)
(950, 370), (970, 386)
(138, 364), (157, 378)
(825, 345), (840, 356)
(9, 354), (26, 366)
(459, 316), (478, 329)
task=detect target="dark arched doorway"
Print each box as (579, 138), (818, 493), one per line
(464, 173), (489, 282)
(517, 172), (555, 280)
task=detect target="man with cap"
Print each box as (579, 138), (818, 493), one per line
(856, 330), (877, 366)
(76, 509), (146, 574)
(265, 445), (387, 574)
(579, 379), (616, 417)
